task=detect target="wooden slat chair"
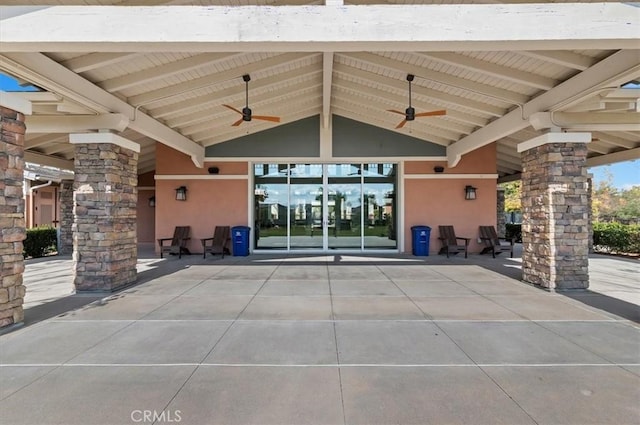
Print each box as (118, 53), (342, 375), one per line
(479, 225), (514, 258)
(438, 225), (470, 258)
(200, 226), (231, 259)
(157, 226), (191, 259)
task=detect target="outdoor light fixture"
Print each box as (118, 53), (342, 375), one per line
(433, 166), (444, 173)
(175, 186), (187, 201)
(465, 185), (477, 200)
(148, 196), (156, 207)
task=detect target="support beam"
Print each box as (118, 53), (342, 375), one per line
(497, 173), (522, 184)
(447, 49), (640, 167)
(529, 111), (640, 132)
(25, 113), (129, 133)
(23, 151), (74, 170)
(0, 90), (31, 115)
(322, 52), (333, 129)
(0, 53), (205, 167)
(586, 147), (640, 167)
(1, 4), (637, 52)
(517, 132), (591, 153)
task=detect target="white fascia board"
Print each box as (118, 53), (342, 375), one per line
(0, 90), (32, 115)
(1, 52), (205, 167)
(447, 49), (640, 167)
(25, 113), (129, 133)
(0, 4), (638, 52)
(516, 132), (591, 153)
(69, 132), (141, 153)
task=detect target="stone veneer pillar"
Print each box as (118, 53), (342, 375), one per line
(521, 142), (589, 290)
(496, 187), (506, 238)
(58, 181), (74, 255)
(0, 106), (27, 328)
(587, 177), (594, 253)
(71, 136), (139, 292)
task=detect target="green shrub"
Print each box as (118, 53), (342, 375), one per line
(593, 222), (640, 254)
(23, 226), (58, 258)
(505, 223), (522, 243)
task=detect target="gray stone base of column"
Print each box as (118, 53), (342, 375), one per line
(521, 142), (589, 290)
(73, 142), (138, 292)
(1, 106), (27, 328)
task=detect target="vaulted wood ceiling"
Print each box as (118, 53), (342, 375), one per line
(1, 1), (638, 177)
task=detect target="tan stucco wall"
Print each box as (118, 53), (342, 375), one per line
(137, 189), (156, 243)
(137, 171), (156, 243)
(153, 143), (497, 255)
(155, 144), (248, 254)
(403, 144), (498, 254)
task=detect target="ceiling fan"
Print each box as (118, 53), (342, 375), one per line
(388, 74), (446, 129)
(222, 74), (281, 126)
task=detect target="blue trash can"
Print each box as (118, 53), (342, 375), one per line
(411, 226), (431, 256)
(231, 226), (251, 256)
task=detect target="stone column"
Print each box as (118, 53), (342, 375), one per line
(71, 134), (139, 292)
(496, 187), (506, 238)
(587, 177), (594, 253)
(0, 106), (27, 328)
(521, 142), (589, 290)
(58, 181), (74, 255)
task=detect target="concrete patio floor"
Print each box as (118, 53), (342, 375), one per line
(1, 247), (639, 425)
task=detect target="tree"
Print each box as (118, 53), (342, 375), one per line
(617, 186), (640, 219)
(501, 181), (521, 212)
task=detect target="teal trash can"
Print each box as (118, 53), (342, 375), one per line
(231, 226), (251, 256)
(411, 226), (431, 256)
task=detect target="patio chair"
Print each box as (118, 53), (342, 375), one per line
(200, 226), (231, 259)
(438, 225), (470, 258)
(479, 225), (514, 258)
(157, 226), (191, 259)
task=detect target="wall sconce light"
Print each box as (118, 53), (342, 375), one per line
(433, 166), (444, 173)
(175, 186), (187, 201)
(465, 185), (477, 200)
(148, 196), (156, 207)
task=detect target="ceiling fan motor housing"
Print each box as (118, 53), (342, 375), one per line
(242, 106), (252, 121)
(405, 107), (415, 121)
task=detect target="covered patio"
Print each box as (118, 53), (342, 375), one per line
(1, 248), (639, 424)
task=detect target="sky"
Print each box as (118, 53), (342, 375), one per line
(0, 73), (40, 91)
(589, 161), (639, 190)
(1, 72), (638, 188)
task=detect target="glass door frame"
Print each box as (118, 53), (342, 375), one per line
(252, 162), (399, 253)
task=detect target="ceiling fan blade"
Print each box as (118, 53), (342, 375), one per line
(253, 115), (281, 123)
(387, 109), (406, 116)
(222, 104), (243, 115)
(415, 110), (447, 117)
(395, 119), (408, 129)
(231, 118), (244, 127)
